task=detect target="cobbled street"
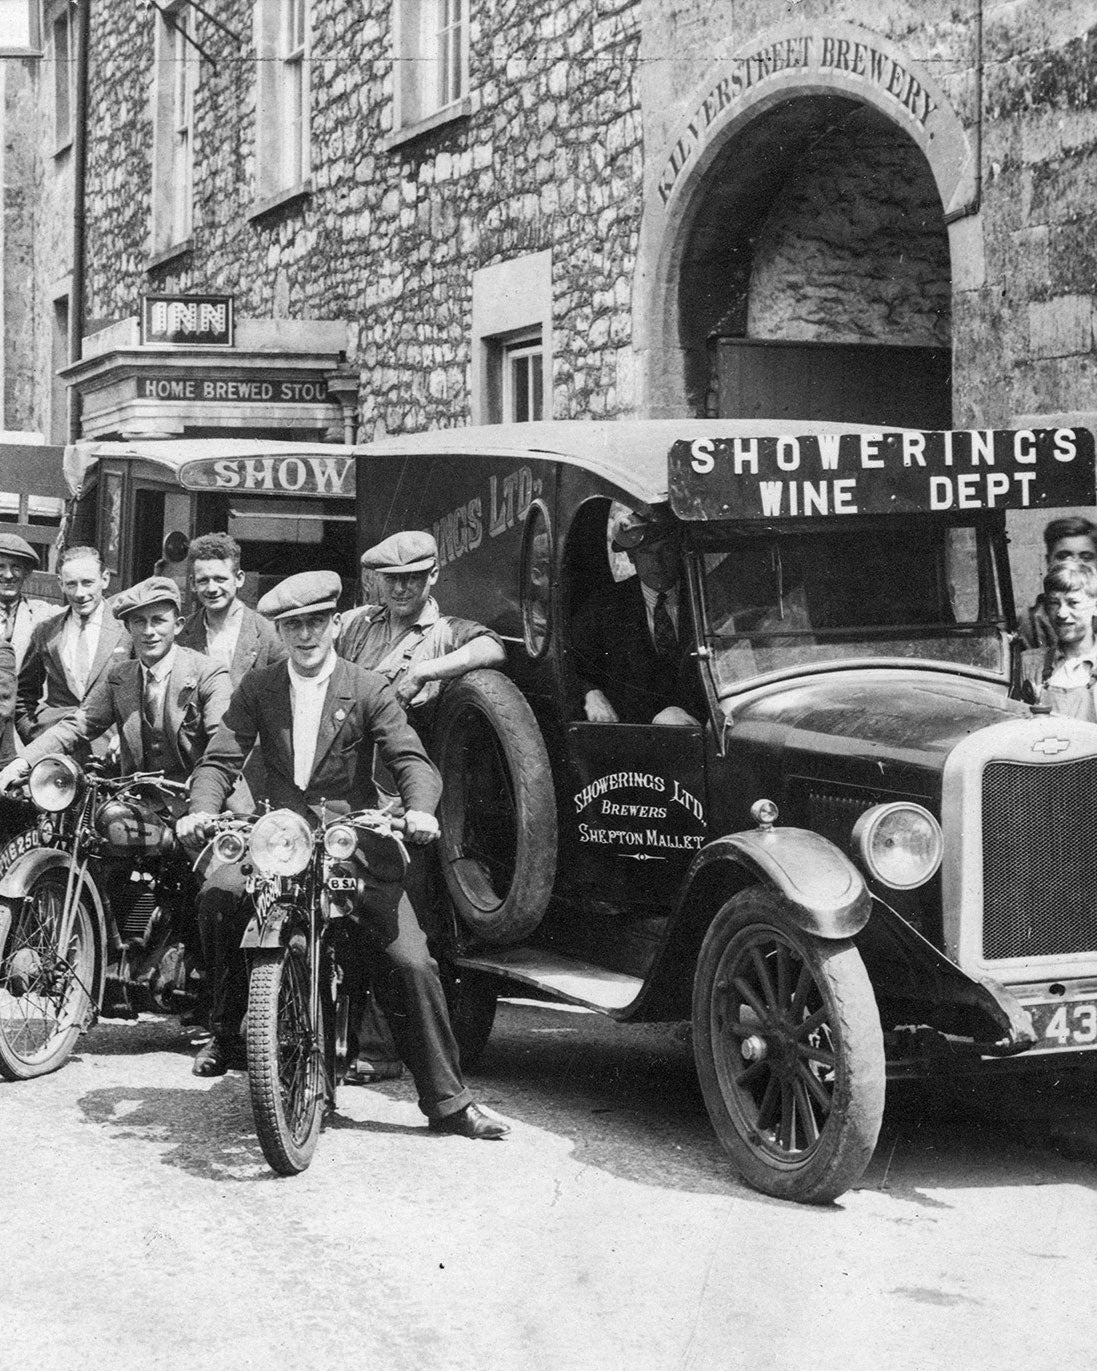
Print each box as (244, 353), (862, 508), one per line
(1, 1000), (1094, 1371)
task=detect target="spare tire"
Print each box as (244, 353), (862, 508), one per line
(432, 669), (557, 945)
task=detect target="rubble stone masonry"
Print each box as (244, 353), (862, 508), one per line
(16, 0), (1097, 479)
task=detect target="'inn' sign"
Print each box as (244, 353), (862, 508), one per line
(141, 294), (235, 348)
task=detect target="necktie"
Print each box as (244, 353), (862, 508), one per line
(653, 592), (677, 658)
(142, 668), (162, 733)
(73, 619), (91, 696)
(0, 603), (13, 644)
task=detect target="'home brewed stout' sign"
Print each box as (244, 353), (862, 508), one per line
(669, 428), (1097, 522)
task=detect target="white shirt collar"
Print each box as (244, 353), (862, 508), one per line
(289, 651), (338, 690)
(70, 600), (106, 629)
(143, 645), (177, 683)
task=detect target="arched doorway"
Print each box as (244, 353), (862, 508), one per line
(678, 96), (952, 426)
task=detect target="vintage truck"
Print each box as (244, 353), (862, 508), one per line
(352, 419), (1097, 1203)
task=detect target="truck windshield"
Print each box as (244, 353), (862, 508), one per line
(696, 520), (1008, 691)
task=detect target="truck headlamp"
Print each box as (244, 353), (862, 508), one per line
(250, 809), (312, 877)
(852, 802), (943, 890)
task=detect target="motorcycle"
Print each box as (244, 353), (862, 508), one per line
(206, 803), (409, 1176)
(0, 756), (202, 1080)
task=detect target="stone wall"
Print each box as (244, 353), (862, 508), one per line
(2, 61), (39, 430)
(747, 108), (950, 348)
(78, 0), (644, 437)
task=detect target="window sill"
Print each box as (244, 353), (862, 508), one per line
(146, 238), (194, 272)
(383, 97), (471, 152)
(248, 180), (312, 223)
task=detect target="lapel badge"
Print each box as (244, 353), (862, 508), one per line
(334, 707), (347, 722)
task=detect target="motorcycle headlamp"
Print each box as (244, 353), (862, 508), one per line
(28, 755), (82, 812)
(323, 823), (357, 861)
(852, 802), (943, 890)
(213, 830), (248, 864)
(249, 809), (312, 877)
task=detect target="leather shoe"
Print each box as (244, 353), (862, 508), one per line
(428, 1102), (509, 1140)
(192, 1037), (231, 1077)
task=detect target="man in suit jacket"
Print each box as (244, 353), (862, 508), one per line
(178, 570), (508, 1138)
(177, 531), (287, 805)
(571, 507), (703, 726)
(0, 576), (232, 786)
(176, 532), (287, 684)
(16, 545), (130, 745)
(0, 533), (62, 675)
(0, 642), (15, 768)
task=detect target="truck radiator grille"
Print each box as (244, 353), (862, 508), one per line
(804, 788), (876, 848)
(982, 758), (1097, 958)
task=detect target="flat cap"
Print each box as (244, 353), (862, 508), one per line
(0, 533), (39, 567)
(112, 575), (181, 619)
(360, 531), (438, 576)
(258, 569), (342, 621)
(611, 506), (679, 553)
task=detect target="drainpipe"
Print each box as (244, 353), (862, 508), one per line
(68, 0), (90, 441)
(944, 0), (983, 224)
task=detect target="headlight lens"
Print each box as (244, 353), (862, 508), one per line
(28, 756), (81, 812)
(323, 823), (357, 860)
(852, 802), (943, 889)
(249, 809), (312, 877)
(213, 830), (247, 864)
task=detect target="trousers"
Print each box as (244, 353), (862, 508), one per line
(198, 862), (471, 1122)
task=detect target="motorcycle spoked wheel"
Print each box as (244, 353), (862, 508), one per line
(246, 942), (327, 1175)
(0, 870), (98, 1081)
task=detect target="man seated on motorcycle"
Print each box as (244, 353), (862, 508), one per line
(0, 575), (232, 789)
(176, 570), (509, 1139)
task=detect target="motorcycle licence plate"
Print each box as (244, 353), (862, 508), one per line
(327, 876), (357, 892)
(1027, 998), (1097, 1051)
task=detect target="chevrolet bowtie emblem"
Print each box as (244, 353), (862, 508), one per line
(1032, 736), (1071, 755)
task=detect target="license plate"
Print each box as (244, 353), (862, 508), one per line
(1028, 998), (1097, 1051)
(326, 876), (356, 892)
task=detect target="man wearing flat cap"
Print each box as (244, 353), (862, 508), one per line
(0, 533), (62, 675)
(0, 575), (232, 789)
(338, 530), (506, 1083)
(177, 570), (509, 1137)
(570, 505), (703, 726)
(340, 530), (505, 719)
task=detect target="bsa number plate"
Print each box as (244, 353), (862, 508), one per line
(1028, 998), (1097, 1051)
(326, 876), (357, 892)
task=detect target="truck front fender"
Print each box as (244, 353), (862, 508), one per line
(690, 826), (871, 939)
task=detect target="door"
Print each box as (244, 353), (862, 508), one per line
(562, 723), (708, 909)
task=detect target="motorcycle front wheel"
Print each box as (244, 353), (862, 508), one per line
(247, 944), (324, 1175)
(0, 870), (98, 1080)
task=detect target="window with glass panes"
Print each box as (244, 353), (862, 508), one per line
(52, 6), (73, 149)
(169, 7), (195, 242)
(282, 0), (308, 185)
(503, 339), (544, 423)
(436, 0), (465, 109)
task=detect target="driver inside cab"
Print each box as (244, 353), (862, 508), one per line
(570, 507), (702, 726)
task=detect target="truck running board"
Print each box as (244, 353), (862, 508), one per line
(455, 948), (643, 1014)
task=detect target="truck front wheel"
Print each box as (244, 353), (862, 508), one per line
(692, 886), (885, 1205)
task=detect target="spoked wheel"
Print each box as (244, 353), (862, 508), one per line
(0, 870), (98, 1080)
(247, 944), (325, 1175)
(693, 887), (885, 1205)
